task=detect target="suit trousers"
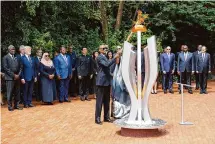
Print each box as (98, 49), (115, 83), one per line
(195, 73), (200, 89)
(69, 70), (78, 96)
(59, 77), (70, 101)
(199, 72), (208, 92)
(6, 80), (20, 107)
(162, 72), (173, 91)
(34, 77), (41, 101)
(95, 86), (110, 120)
(23, 80), (34, 105)
(180, 71), (192, 90)
(79, 76), (90, 98)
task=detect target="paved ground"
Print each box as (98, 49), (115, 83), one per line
(1, 81), (215, 144)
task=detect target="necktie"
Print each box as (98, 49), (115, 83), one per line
(12, 55), (15, 60)
(203, 53), (205, 62)
(28, 56), (32, 65)
(184, 53), (187, 61)
(63, 55), (68, 65)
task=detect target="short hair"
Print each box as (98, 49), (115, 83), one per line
(59, 45), (66, 51)
(202, 46), (207, 50)
(8, 45), (15, 50)
(166, 46), (171, 49)
(24, 46), (31, 50)
(82, 47), (87, 51)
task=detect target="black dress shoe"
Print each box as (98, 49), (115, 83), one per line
(179, 90), (181, 94)
(80, 97), (85, 101)
(204, 91), (208, 94)
(85, 97), (91, 101)
(164, 90), (167, 94)
(8, 107), (14, 111)
(64, 100), (71, 102)
(24, 105), (29, 108)
(95, 118), (102, 125)
(28, 104), (35, 107)
(200, 91), (204, 94)
(104, 118), (112, 123)
(14, 107), (23, 110)
(169, 90), (174, 94)
(59, 101), (63, 103)
(188, 90), (193, 94)
(48, 102), (53, 105)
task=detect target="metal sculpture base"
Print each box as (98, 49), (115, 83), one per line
(114, 118), (166, 129)
(114, 118), (166, 137)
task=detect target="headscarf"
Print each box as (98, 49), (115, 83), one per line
(41, 52), (53, 67)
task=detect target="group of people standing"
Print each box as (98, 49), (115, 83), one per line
(159, 45), (211, 95)
(1, 43), (212, 126)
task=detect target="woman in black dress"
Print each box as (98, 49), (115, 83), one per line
(40, 52), (57, 105)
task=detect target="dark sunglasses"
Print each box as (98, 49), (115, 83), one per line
(45, 55), (50, 57)
(166, 49), (171, 50)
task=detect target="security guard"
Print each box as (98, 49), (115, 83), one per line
(77, 47), (93, 101)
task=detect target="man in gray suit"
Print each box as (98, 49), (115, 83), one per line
(2, 45), (23, 111)
(196, 46), (211, 94)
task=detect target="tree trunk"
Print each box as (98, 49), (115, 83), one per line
(115, 0), (124, 30)
(99, 1), (108, 43)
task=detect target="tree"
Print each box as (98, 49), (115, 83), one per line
(115, 0), (124, 30)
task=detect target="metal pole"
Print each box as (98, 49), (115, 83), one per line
(137, 31), (142, 122)
(175, 82), (194, 125)
(181, 84), (184, 123)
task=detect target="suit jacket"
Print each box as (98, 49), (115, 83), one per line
(69, 52), (77, 69)
(2, 53), (22, 80)
(21, 55), (37, 81)
(54, 54), (72, 79)
(177, 52), (194, 72)
(196, 53), (211, 73)
(160, 53), (175, 72)
(193, 51), (201, 71)
(96, 54), (116, 86)
(77, 55), (93, 76)
(34, 57), (41, 77)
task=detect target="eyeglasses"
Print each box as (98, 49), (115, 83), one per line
(45, 55), (50, 57)
(166, 49), (171, 50)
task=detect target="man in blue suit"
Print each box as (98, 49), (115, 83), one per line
(160, 46), (175, 94)
(193, 45), (202, 90)
(54, 46), (72, 103)
(177, 45), (195, 94)
(21, 46), (37, 108)
(196, 46), (211, 94)
(95, 45), (121, 125)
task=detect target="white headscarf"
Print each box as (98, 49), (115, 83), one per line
(41, 52), (53, 67)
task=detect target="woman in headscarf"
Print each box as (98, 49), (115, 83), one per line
(40, 52), (57, 105)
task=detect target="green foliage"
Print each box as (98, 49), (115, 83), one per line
(1, 1), (215, 56)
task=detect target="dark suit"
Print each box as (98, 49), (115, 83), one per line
(54, 54), (72, 102)
(21, 55), (37, 106)
(196, 53), (211, 92)
(95, 54), (116, 120)
(3, 53), (22, 108)
(160, 53), (175, 91)
(177, 52), (194, 91)
(77, 55), (93, 99)
(193, 51), (201, 89)
(69, 52), (77, 96)
(34, 57), (41, 101)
